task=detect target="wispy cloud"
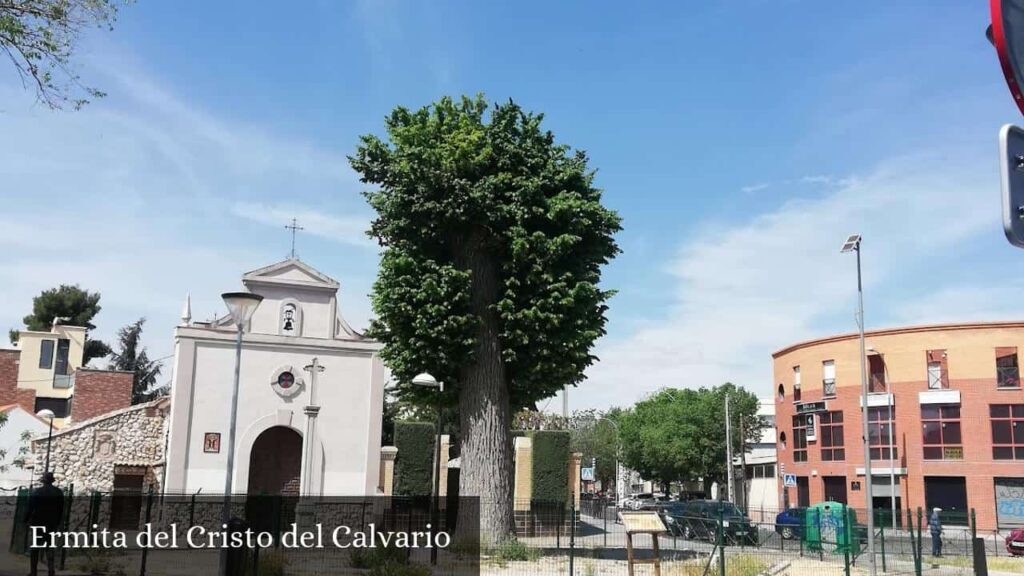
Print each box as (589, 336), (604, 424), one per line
(0, 53), (375, 369)
(580, 150), (996, 409)
(741, 183), (770, 194)
(231, 202), (374, 248)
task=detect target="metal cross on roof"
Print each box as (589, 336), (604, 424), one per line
(285, 218), (304, 259)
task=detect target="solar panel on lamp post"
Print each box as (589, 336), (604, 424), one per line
(219, 291), (263, 576)
(412, 372), (443, 566)
(841, 234), (876, 576)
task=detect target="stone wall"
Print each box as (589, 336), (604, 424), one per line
(31, 397), (170, 492)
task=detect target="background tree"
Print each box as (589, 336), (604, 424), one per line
(568, 408), (621, 491)
(351, 95), (621, 537)
(108, 318), (165, 403)
(0, 0), (127, 109)
(618, 384), (762, 497)
(9, 284), (110, 363)
(511, 408), (622, 493)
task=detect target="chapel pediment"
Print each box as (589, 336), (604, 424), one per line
(242, 258), (339, 292)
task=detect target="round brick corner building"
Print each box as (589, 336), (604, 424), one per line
(773, 321), (1024, 533)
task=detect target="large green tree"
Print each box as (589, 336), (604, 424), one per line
(108, 318), (165, 404)
(618, 384), (762, 496)
(351, 95), (621, 537)
(0, 0), (127, 109)
(9, 284), (110, 363)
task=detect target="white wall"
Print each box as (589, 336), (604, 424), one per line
(0, 408), (49, 490)
(165, 330), (384, 496)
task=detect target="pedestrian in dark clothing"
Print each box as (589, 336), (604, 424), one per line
(27, 473), (64, 576)
(929, 507), (943, 557)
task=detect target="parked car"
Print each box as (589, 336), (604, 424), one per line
(663, 499), (758, 545)
(774, 506), (869, 544)
(1006, 528), (1024, 556)
(623, 493), (655, 510)
(775, 508), (804, 540)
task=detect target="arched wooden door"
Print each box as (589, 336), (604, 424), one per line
(246, 426), (302, 496)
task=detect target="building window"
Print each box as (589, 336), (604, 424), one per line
(822, 360), (836, 397)
(867, 406), (897, 460)
(53, 339), (71, 376)
(868, 354), (886, 393)
(38, 340), (55, 369)
(991, 404), (1024, 460)
(921, 405), (963, 460)
(820, 411), (845, 461)
(34, 397), (71, 418)
(997, 347), (1021, 389)
(760, 414), (775, 428)
(779, 431), (787, 450)
(792, 415), (808, 462)
(926, 349), (948, 389)
(793, 366), (802, 402)
(778, 383), (785, 402)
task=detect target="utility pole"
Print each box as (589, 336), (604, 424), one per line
(725, 394), (735, 503)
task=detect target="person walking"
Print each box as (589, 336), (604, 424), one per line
(929, 507), (943, 557)
(27, 472), (64, 576)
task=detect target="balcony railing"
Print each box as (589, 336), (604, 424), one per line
(53, 372), (74, 389)
(997, 365), (1021, 388)
(869, 373), (887, 393)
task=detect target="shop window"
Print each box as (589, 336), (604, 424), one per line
(868, 406), (897, 460)
(991, 404), (1024, 460)
(820, 411), (845, 461)
(792, 415), (808, 462)
(921, 404), (963, 460)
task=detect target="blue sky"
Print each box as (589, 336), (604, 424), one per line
(1, 1), (1021, 410)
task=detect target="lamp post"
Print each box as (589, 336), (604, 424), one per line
(219, 291), (263, 576)
(841, 234), (876, 576)
(412, 373), (443, 565)
(594, 416), (621, 507)
(36, 409), (55, 473)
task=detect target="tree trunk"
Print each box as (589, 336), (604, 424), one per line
(454, 230), (515, 543)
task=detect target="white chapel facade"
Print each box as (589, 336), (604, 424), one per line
(164, 258), (386, 496)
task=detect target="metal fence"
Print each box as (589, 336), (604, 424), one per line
(1, 490), (1019, 576)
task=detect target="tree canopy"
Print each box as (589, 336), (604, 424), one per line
(618, 384), (762, 494)
(108, 318), (165, 404)
(351, 94), (620, 536)
(9, 284), (110, 363)
(0, 0), (127, 109)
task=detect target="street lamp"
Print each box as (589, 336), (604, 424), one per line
(841, 234), (876, 576)
(219, 291), (262, 576)
(412, 373), (443, 566)
(36, 409), (55, 473)
(594, 416), (621, 507)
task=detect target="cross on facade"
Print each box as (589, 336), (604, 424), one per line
(300, 357), (325, 496)
(285, 218), (304, 259)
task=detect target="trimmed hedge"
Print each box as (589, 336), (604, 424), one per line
(393, 421), (435, 496)
(531, 430), (570, 503)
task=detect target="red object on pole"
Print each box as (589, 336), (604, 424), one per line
(992, 0), (1024, 116)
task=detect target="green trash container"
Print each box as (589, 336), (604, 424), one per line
(803, 501), (857, 555)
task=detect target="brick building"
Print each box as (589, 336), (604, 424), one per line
(774, 321), (1024, 532)
(1, 323), (133, 427)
